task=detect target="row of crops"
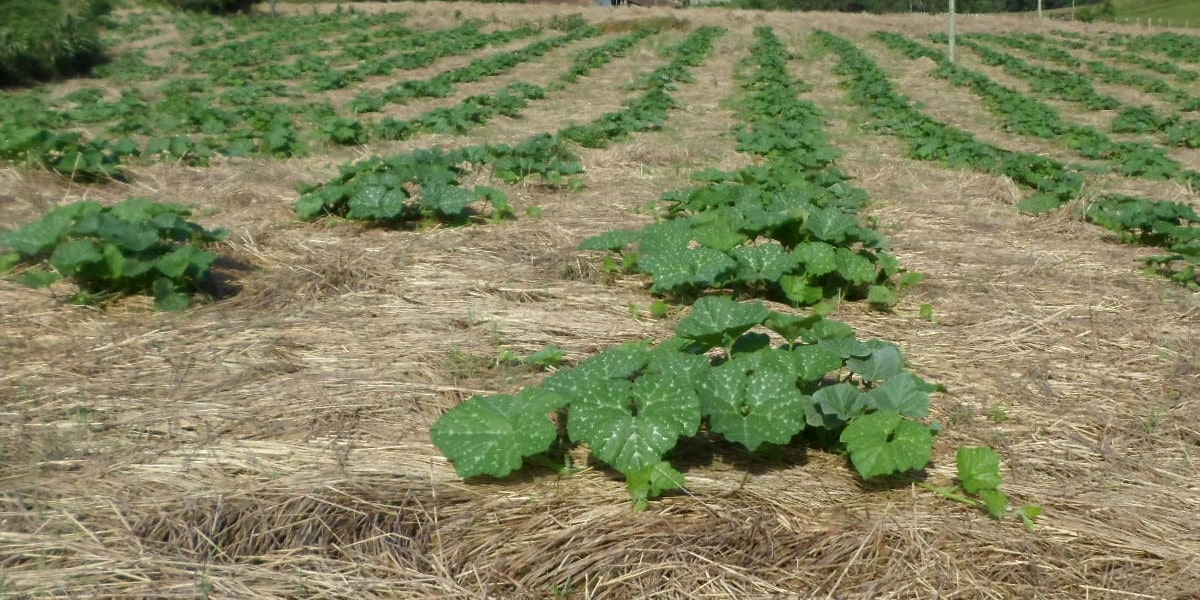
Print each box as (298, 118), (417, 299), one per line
(826, 29), (1200, 288)
(8, 9), (1200, 518)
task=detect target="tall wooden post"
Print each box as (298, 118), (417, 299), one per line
(948, 0), (956, 64)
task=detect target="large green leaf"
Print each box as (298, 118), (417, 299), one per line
(567, 374), (700, 474)
(792, 242), (838, 277)
(0, 201), (101, 256)
(835, 248), (876, 284)
(763, 311), (822, 343)
(697, 350), (806, 451)
(49, 239), (102, 275)
(675, 296), (770, 349)
(731, 243), (795, 283)
(155, 245), (214, 279)
(430, 388), (564, 479)
(792, 343), (845, 383)
(640, 243), (737, 294)
(419, 185), (477, 218)
(812, 381), (864, 421)
(840, 411), (933, 479)
(347, 185), (407, 220)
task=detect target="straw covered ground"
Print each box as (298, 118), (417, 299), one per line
(1, 3), (1198, 598)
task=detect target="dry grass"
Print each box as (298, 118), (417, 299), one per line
(2, 3), (1199, 599)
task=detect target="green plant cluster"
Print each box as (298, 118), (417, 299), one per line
(367, 27), (661, 141)
(432, 296), (942, 508)
(951, 35), (1119, 111)
(818, 31), (1083, 214)
(0, 12), (582, 178)
(559, 26), (726, 148)
(877, 33), (1194, 186)
(975, 32), (1200, 111)
(0, 198), (228, 310)
(157, 0), (256, 13)
(1083, 195), (1200, 287)
(0, 0), (111, 85)
(295, 134), (581, 224)
(1083, 35), (1199, 83)
(582, 27), (913, 307)
(1108, 31), (1200, 64)
(347, 24), (595, 114)
(872, 32), (1199, 289)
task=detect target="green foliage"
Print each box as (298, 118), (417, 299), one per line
(295, 134), (580, 224)
(431, 299), (943, 508)
(0, 198), (228, 310)
(1083, 195), (1200, 288)
(582, 28), (910, 308)
(922, 447), (1042, 529)
(157, 0), (258, 14)
(0, 0), (110, 85)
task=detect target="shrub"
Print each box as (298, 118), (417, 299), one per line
(159, 0), (258, 13)
(0, 0), (111, 85)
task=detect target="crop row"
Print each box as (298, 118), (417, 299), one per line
(881, 33), (1198, 185)
(0, 17), (633, 180)
(844, 33), (1198, 288)
(295, 26), (726, 226)
(429, 27), (1023, 521)
(936, 34), (1199, 185)
(582, 26), (914, 308)
(818, 31), (1083, 213)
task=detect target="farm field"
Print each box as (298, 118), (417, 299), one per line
(1, 2), (1199, 598)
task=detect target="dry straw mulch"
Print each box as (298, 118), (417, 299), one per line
(1, 3), (1198, 599)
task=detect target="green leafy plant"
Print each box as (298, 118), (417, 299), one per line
(581, 28), (909, 308)
(433, 297), (944, 509)
(0, 198), (228, 310)
(921, 447), (1042, 530)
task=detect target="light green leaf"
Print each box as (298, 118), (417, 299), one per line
(579, 229), (641, 252)
(778, 274), (824, 306)
(19, 268), (63, 289)
(840, 411), (933, 479)
(979, 488), (1009, 519)
(792, 344), (844, 382)
(430, 388), (565, 479)
(1017, 192), (1066, 215)
(812, 382), (864, 421)
(419, 185), (477, 218)
(626, 460), (686, 511)
(731, 243), (795, 283)
(867, 284), (898, 307)
(763, 311), (822, 343)
(155, 245), (213, 279)
(835, 248), (876, 284)
(0, 252), (18, 275)
(806, 208), (856, 243)
(956, 446), (1004, 494)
